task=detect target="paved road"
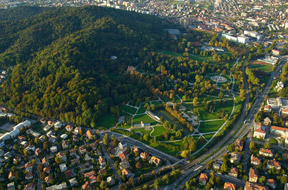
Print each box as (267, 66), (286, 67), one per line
(243, 131), (252, 172)
(100, 143), (122, 183)
(103, 131), (184, 164)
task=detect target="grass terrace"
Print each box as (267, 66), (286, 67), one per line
(198, 120), (225, 133)
(120, 105), (137, 115)
(96, 113), (117, 129)
(133, 114), (158, 125)
(151, 126), (168, 137)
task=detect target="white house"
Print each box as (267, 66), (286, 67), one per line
(54, 121), (63, 129)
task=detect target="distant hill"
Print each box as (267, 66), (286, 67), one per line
(0, 6), (174, 127)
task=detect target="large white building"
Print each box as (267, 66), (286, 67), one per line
(0, 120), (31, 141)
(253, 123), (266, 139)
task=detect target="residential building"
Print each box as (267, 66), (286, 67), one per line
(213, 162), (221, 170)
(107, 176), (115, 185)
(79, 145), (87, 155)
(229, 167), (238, 177)
(267, 179), (277, 189)
(270, 126), (288, 138)
(230, 152), (241, 164)
(59, 163), (67, 172)
(24, 183), (35, 190)
(251, 155), (261, 166)
(253, 123), (266, 139)
(199, 173), (209, 185)
(259, 148), (273, 157)
(234, 139), (244, 151)
(244, 181), (268, 190)
(249, 168), (259, 183)
(69, 178), (78, 187)
(267, 159), (281, 170)
(149, 156), (162, 166)
(263, 117), (272, 126)
(264, 105), (272, 112)
(224, 182), (236, 190)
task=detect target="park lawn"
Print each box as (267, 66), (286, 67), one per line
(250, 61), (272, 72)
(203, 133), (215, 141)
(198, 120), (225, 133)
(234, 96), (243, 113)
(151, 126), (168, 136)
(166, 140), (184, 147)
(133, 114), (158, 125)
(149, 142), (180, 155)
(198, 106), (220, 120)
(214, 99), (234, 115)
(96, 113), (117, 129)
(137, 104), (146, 114)
(132, 128), (152, 135)
(120, 105), (137, 115)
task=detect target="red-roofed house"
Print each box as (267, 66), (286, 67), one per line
(199, 173), (209, 185)
(259, 148), (273, 157)
(251, 155), (261, 166)
(249, 168), (259, 183)
(224, 182), (236, 190)
(235, 139), (244, 151)
(24, 183), (35, 190)
(253, 123), (266, 139)
(244, 181), (268, 190)
(229, 167), (238, 178)
(264, 105), (272, 112)
(267, 159), (281, 170)
(65, 125), (73, 132)
(82, 181), (92, 190)
(119, 152), (128, 161)
(267, 179), (277, 189)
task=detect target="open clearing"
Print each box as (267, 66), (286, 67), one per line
(133, 114), (158, 125)
(198, 120), (225, 133)
(96, 113), (117, 129)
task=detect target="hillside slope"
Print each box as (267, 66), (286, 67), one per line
(0, 6), (174, 127)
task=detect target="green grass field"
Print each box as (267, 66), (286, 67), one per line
(202, 133), (215, 141)
(250, 61), (272, 72)
(96, 113), (117, 129)
(120, 105), (137, 115)
(149, 142), (180, 155)
(151, 126), (168, 136)
(137, 104), (146, 114)
(198, 120), (225, 133)
(133, 114), (158, 125)
(132, 127), (152, 135)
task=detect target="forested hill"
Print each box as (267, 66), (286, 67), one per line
(0, 6), (174, 127)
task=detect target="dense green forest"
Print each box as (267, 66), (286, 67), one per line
(0, 6), (174, 126)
